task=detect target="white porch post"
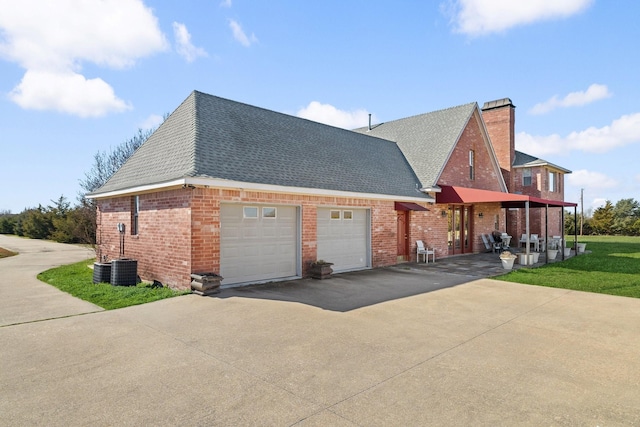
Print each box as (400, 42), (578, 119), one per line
(525, 201), (530, 255)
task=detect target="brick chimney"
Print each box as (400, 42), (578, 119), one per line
(481, 98), (516, 190)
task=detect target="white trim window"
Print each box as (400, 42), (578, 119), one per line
(243, 206), (258, 218)
(548, 171), (557, 192)
(132, 195), (139, 235)
(469, 150), (475, 180)
(522, 168), (532, 186)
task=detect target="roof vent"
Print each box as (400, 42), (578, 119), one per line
(368, 113), (372, 131)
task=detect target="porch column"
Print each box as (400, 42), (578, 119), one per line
(544, 204), (549, 264)
(525, 201), (530, 255)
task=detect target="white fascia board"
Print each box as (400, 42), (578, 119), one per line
(87, 177), (436, 203)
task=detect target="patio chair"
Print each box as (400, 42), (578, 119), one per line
(481, 234), (492, 252)
(487, 233), (503, 253)
(416, 240), (435, 263)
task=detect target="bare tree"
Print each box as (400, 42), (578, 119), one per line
(80, 128), (155, 194)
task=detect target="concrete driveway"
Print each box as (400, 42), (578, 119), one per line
(0, 235), (101, 327)
(1, 236), (639, 426)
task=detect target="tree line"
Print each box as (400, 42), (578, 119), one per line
(0, 128), (155, 244)
(565, 198), (640, 236)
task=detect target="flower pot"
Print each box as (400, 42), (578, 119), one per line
(501, 257), (516, 270)
(531, 252), (540, 263)
(518, 253), (533, 265)
(564, 247), (571, 257)
(547, 249), (558, 260)
(577, 243), (586, 253)
(310, 262), (333, 279)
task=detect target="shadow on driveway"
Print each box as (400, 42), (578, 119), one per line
(217, 267), (474, 312)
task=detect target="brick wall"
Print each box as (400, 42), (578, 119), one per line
(96, 187), (436, 289)
(481, 103), (515, 190)
(96, 189), (192, 288)
(438, 114), (503, 192)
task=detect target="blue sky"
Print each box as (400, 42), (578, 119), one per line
(1, 0), (639, 213)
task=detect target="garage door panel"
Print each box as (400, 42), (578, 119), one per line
(221, 204), (298, 285)
(317, 208), (369, 272)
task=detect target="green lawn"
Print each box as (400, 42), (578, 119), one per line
(38, 259), (190, 310)
(495, 235), (640, 298)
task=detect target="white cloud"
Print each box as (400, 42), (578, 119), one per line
(173, 22), (208, 62)
(446, 0), (593, 36)
(220, 0), (232, 7)
(567, 169), (618, 191)
(530, 84), (612, 115)
(0, 0), (167, 117)
(10, 70), (131, 117)
(516, 112), (640, 156)
(296, 101), (376, 130)
(590, 198), (607, 210)
(229, 20), (258, 47)
(139, 114), (164, 130)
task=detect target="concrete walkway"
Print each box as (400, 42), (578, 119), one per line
(1, 237), (639, 426)
(0, 235), (102, 326)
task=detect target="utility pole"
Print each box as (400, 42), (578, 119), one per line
(580, 188), (584, 236)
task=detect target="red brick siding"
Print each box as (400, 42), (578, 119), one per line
(508, 166), (566, 241)
(438, 117), (503, 192)
(481, 104), (515, 189)
(96, 190), (192, 288)
(97, 188), (436, 289)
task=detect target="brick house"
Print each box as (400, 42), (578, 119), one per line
(89, 91), (574, 289)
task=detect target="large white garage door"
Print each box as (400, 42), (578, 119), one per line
(220, 204), (298, 285)
(317, 208), (369, 272)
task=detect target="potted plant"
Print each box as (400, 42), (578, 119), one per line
(547, 240), (559, 260)
(310, 260), (333, 279)
(531, 251), (540, 264)
(563, 243), (572, 257)
(577, 242), (587, 253)
(499, 251), (517, 270)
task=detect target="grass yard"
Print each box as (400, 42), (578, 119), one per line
(0, 247), (18, 258)
(38, 259), (190, 310)
(496, 235), (640, 298)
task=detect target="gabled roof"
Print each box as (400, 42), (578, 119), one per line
(513, 151), (572, 174)
(91, 91), (431, 200)
(352, 102), (480, 189)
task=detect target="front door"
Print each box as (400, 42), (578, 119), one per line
(448, 205), (472, 255)
(397, 211), (410, 261)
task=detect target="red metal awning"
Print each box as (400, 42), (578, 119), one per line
(436, 186), (577, 208)
(394, 201), (429, 211)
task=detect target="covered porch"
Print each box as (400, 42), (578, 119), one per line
(436, 185), (579, 264)
(406, 248), (578, 278)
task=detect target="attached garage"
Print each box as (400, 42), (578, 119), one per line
(220, 204), (299, 285)
(317, 207), (370, 272)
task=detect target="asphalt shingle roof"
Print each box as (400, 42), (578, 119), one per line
(352, 102), (477, 188)
(513, 150), (572, 173)
(92, 91), (429, 200)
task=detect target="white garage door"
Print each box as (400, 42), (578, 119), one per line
(317, 208), (369, 272)
(220, 204), (298, 285)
